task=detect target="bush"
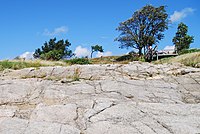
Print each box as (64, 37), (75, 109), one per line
(116, 54), (141, 62)
(65, 58), (91, 65)
(40, 50), (63, 61)
(34, 38), (74, 61)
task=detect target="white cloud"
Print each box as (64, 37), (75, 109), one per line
(19, 52), (34, 60)
(170, 8), (195, 23)
(96, 51), (112, 57)
(74, 46), (112, 58)
(74, 46), (90, 57)
(43, 26), (68, 36)
(163, 45), (175, 50)
(100, 36), (109, 39)
(96, 52), (103, 57)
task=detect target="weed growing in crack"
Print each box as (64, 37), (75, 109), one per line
(45, 76), (62, 81)
(21, 73), (47, 79)
(73, 67), (81, 81)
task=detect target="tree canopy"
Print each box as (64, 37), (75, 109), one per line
(91, 45), (104, 58)
(33, 38), (74, 61)
(172, 22), (194, 54)
(115, 5), (169, 55)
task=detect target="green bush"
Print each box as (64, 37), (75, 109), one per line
(34, 38), (74, 61)
(40, 50), (63, 61)
(65, 58), (91, 65)
(116, 54), (141, 62)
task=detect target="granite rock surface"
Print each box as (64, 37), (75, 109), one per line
(0, 62), (200, 134)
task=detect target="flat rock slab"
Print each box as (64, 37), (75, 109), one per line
(0, 62), (200, 134)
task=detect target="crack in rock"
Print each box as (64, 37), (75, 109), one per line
(88, 103), (117, 122)
(156, 120), (174, 134)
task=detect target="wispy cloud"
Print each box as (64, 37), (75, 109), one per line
(163, 45), (175, 50)
(100, 36), (109, 39)
(43, 26), (68, 36)
(19, 52), (34, 60)
(74, 45), (112, 58)
(170, 8), (195, 23)
(74, 46), (90, 57)
(96, 51), (112, 57)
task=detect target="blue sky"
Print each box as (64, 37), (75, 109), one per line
(0, 0), (200, 59)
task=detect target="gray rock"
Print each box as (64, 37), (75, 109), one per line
(0, 118), (28, 134)
(0, 62), (200, 133)
(30, 104), (77, 125)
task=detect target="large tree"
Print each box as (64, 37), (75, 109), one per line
(115, 5), (168, 55)
(172, 22), (194, 54)
(33, 38), (74, 60)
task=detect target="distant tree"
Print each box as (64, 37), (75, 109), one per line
(33, 48), (42, 59)
(115, 5), (169, 55)
(91, 45), (104, 58)
(172, 22), (194, 54)
(14, 56), (21, 60)
(33, 38), (74, 61)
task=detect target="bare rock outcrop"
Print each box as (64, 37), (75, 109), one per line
(0, 62), (200, 134)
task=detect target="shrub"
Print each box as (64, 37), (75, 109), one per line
(33, 38), (74, 61)
(73, 68), (81, 81)
(116, 54), (141, 62)
(40, 50), (63, 61)
(65, 58), (91, 65)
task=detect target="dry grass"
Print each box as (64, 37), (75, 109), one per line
(91, 56), (119, 64)
(21, 59), (66, 66)
(154, 52), (200, 67)
(0, 59), (67, 71)
(91, 56), (132, 64)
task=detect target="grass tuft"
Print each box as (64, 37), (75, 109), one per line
(65, 58), (91, 65)
(154, 52), (200, 67)
(73, 68), (81, 81)
(0, 60), (45, 71)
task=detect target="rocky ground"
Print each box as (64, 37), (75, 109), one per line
(0, 62), (200, 134)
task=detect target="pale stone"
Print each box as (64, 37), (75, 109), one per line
(30, 104), (77, 124)
(0, 118), (28, 134)
(0, 62), (200, 133)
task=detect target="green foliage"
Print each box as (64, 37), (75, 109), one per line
(172, 22), (194, 54)
(116, 54), (143, 62)
(91, 45), (104, 58)
(0, 60), (44, 71)
(33, 38), (74, 61)
(116, 55), (133, 61)
(115, 5), (168, 55)
(40, 50), (63, 61)
(65, 58), (91, 65)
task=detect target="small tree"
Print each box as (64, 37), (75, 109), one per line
(115, 5), (168, 55)
(91, 45), (104, 58)
(33, 38), (74, 60)
(172, 22), (194, 54)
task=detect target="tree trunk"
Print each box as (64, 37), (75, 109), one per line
(91, 51), (94, 58)
(138, 47), (142, 56)
(143, 46), (146, 55)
